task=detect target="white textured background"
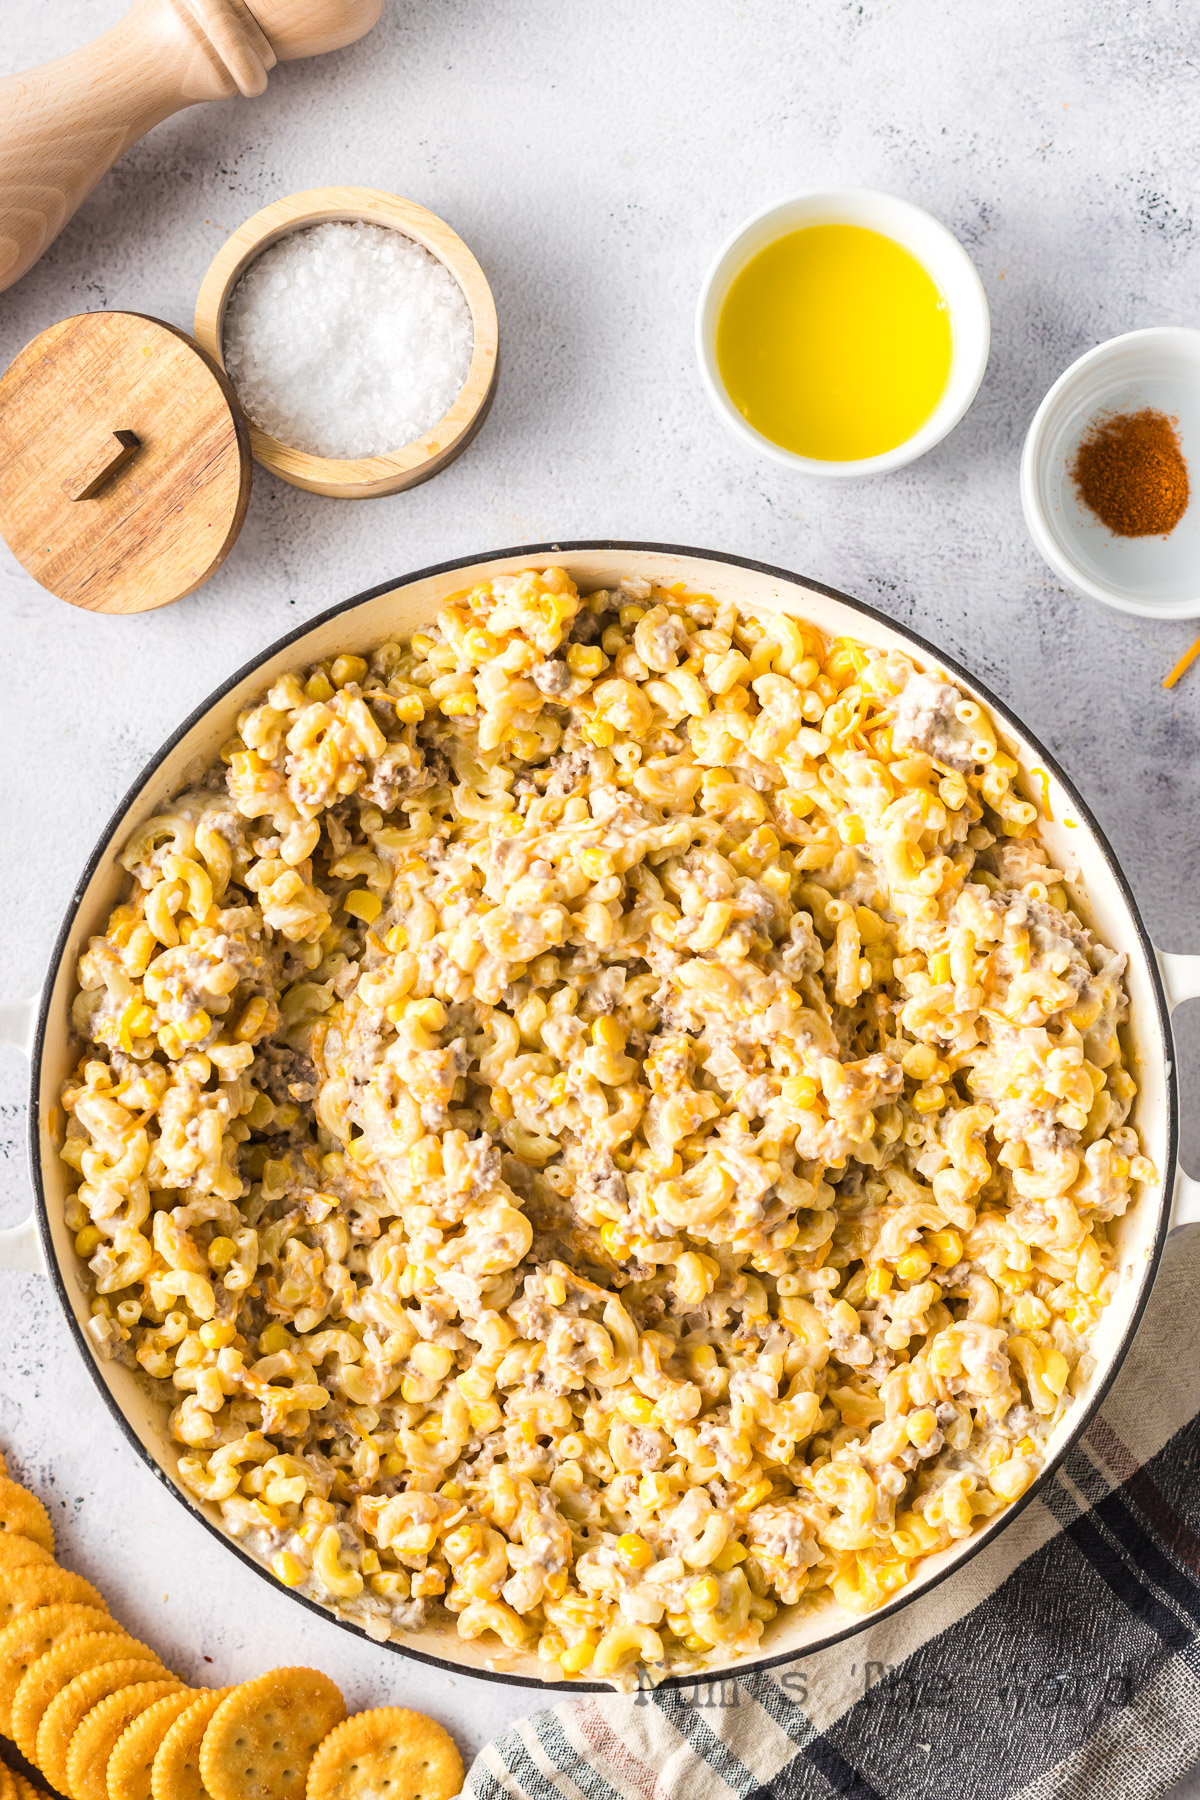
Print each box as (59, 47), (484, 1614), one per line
(1, 0), (1198, 1786)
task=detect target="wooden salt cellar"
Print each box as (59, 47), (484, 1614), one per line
(193, 187), (501, 499)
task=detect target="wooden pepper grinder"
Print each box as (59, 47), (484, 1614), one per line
(0, 0), (385, 293)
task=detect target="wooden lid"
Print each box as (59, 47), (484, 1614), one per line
(0, 311), (251, 613)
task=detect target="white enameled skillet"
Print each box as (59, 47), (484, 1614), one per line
(1, 542), (1197, 1691)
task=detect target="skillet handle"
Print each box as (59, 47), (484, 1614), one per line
(0, 994), (45, 1274)
(1158, 953), (1200, 1230)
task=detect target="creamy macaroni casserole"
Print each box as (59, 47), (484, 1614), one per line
(62, 568), (1151, 1686)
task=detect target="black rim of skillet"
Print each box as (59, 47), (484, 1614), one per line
(27, 539), (1177, 1693)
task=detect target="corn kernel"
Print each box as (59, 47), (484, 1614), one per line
(592, 1016), (625, 1051)
(1013, 1294), (1051, 1331)
(928, 1230), (963, 1267)
(865, 1266), (893, 1298)
(361, 1548), (381, 1575)
(616, 1533), (653, 1570)
(559, 1639), (596, 1675)
(578, 846), (613, 881)
(304, 671), (335, 701)
(989, 1456), (1035, 1503)
(1042, 1349), (1069, 1396)
(684, 1633), (709, 1652)
(896, 1248), (933, 1283)
(841, 814), (865, 846)
(331, 654), (368, 688)
(74, 1224), (102, 1259)
(782, 1075), (819, 1109)
(272, 1550), (306, 1588)
(200, 1320), (236, 1350)
(686, 1576), (720, 1612)
(620, 1393), (656, 1425)
(912, 1085), (944, 1115)
(906, 1408), (939, 1450)
(901, 1042), (939, 1081)
(344, 889), (383, 924)
(370, 1571), (412, 1599)
(410, 1139), (444, 1182)
(235, 995), (270, 1042)
(207, 1235), (237, 1270)
(410, 997), (447, 1031)
(638, 1474), (672, 1511)
(260, 1323), (292, 1355)
(927, 951), (952, 985)
(567, 643), (606, 678)
(441, 692), (477, 717)
(601, 1222), (625, 1254)
(713, 1541), (747, 1573)
(618, 604), (646, 626)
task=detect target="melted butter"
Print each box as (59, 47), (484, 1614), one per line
(715, 223), (953, 462)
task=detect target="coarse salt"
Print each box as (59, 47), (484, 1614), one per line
(222, 221), (474, 460)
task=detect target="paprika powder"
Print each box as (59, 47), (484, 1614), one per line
(1070, 406), (1189, 536)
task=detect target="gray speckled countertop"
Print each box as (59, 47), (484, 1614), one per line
(1, 0), (1198, 1784)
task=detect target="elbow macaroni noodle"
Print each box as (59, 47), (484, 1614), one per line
(61, 568), (1152, 1687)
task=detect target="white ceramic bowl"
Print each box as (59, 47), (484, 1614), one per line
(695, 187), (991, 478)
(1020, 327), (1200, 620)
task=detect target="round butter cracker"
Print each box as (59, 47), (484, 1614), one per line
(305, 1708), (464, 1800)
(35, 1658), (164, 1794)
(14, 1779), (54, 1800)
(11, 1630), (157, 1763)
(0, 1600), (111, 1736)
(0, 1761), (18, 1800)
(109, 1686), (207, 1800)
(0, 1535), (52, 1573)
(152, 1687), (234, 1800)
(199, 1669), (345, 1800)
(66, 1677), (186, 1800)
(0, 1564), (104, 1632)
(0, 1479), (54, 1556)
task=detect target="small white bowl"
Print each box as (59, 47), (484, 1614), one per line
(695, 187), (990, 479)
(1020, 328), (1200, 620)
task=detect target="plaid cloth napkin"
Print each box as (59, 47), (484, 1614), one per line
(467, 1225), (1200, 1800)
